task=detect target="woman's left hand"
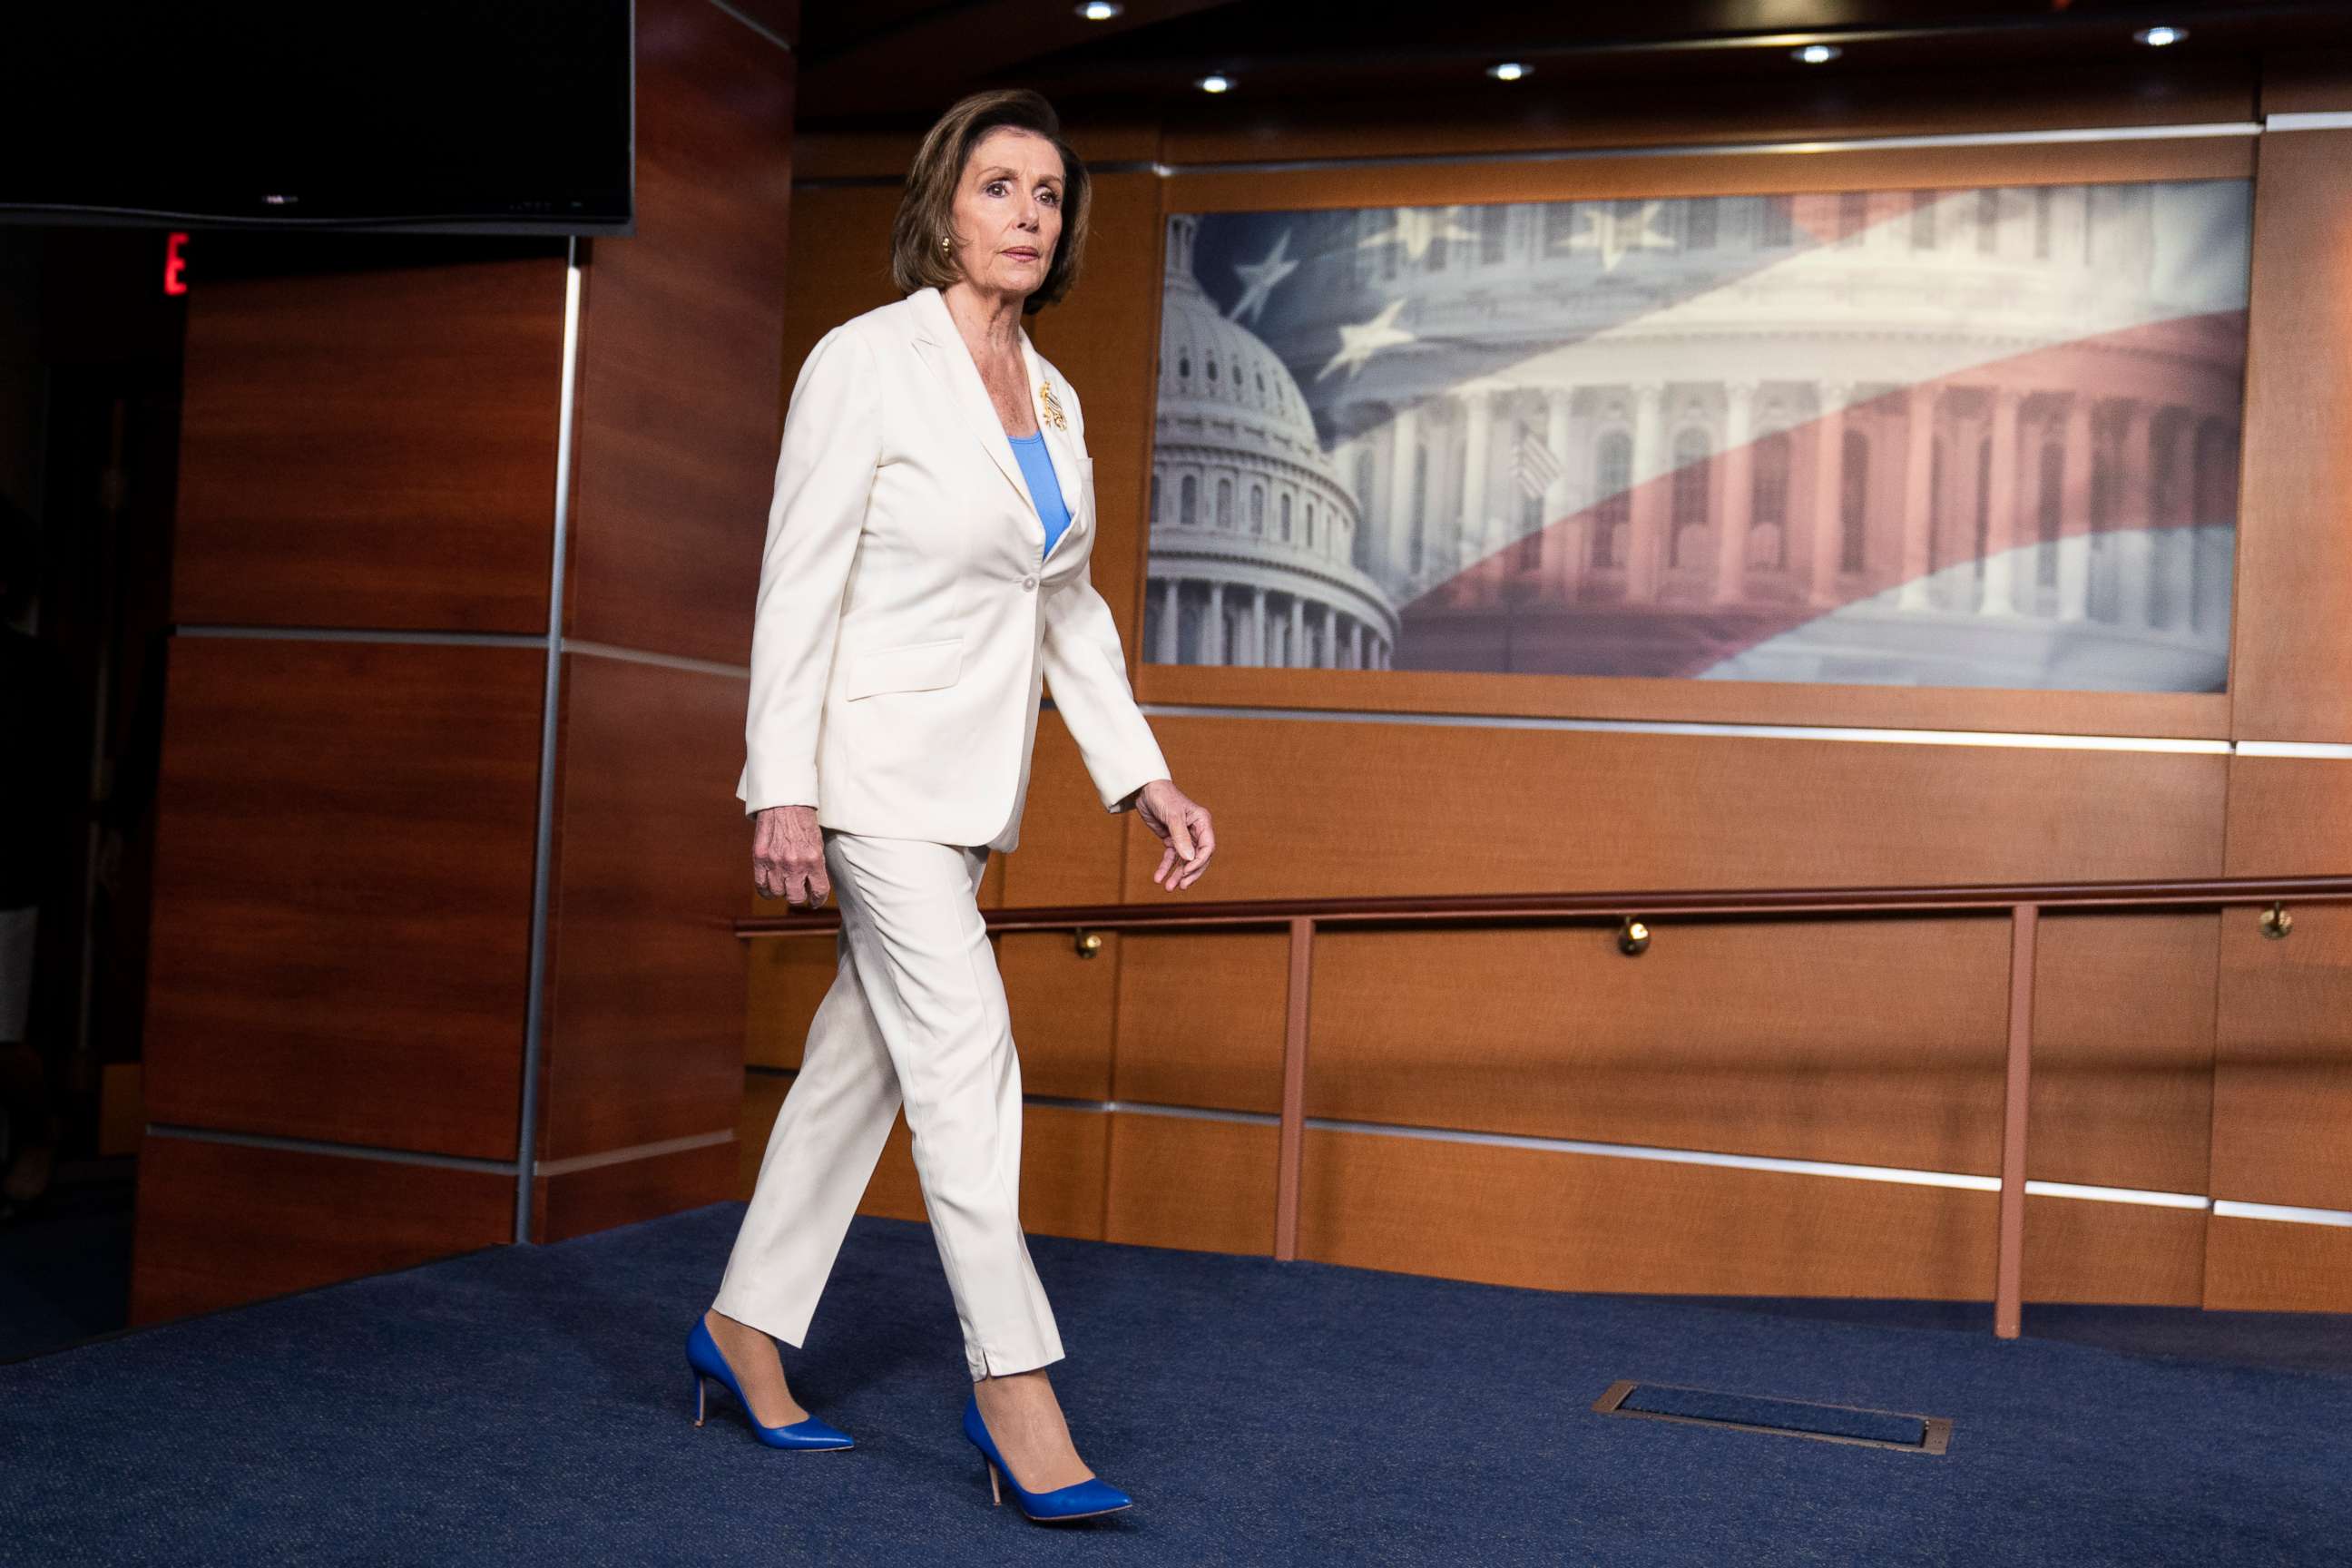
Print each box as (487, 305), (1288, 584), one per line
(1134, 779), (1214, 891)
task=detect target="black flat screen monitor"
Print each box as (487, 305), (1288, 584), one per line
(0, 2), (633, 235)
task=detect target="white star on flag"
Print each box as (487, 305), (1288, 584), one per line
(1356, 208), (1482, 264)
(1553, 201), (1679, 271)
(1511, 426), (1562, 498)
(1315, 299), (1416, 382)
(1228, 230), (1299, 324)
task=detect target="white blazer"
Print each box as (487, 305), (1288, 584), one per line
(735, 285), (1170, 854)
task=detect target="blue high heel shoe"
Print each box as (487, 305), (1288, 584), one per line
(963, 1388), (1132, 1522)
(686, 1315), (854, 1451)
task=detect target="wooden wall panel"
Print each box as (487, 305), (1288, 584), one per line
(566, 0), (797, 667)
(1299, 1130), (2212, 1305)
(857, 1112), (926, 1224)
(745, 933), (837, 1070)
(130, 1135), (513, 1325)
(1017, 1105), (1110, 1241)
(1299, 1127), (1994, 1297)
(739, 1080), (1108, 1241)
(2023, 1197), (2207, 1308)
(2231, 129), (2352, 741)
(2225, 754), (2352, 876)
(1123, 719), (2227, 901)
(2204, 1215), (2352, 1313)
(1088, 910), (2223, 1206)
(999, 931), (1117, 1102)
(1103, 1113), (1278, 1257)
(143, 638), (543, 1160)
(520, 0), (796, 1239)
(172, 256), (565, 632)
(2213, 757), (2352, 1213)
(538, 653), (747, 1161)
(739, 1072), (791, 1197)
(2028, 914), (2219, 1195)
(1112, 932), (1289, 1112)
(996, 715), (1134, 908)
(1308, 920), (2009, 1171)
(2211, 903), (2352, 1201)
(534, 1138), (739, 1245)
(779, 187), (905, 402)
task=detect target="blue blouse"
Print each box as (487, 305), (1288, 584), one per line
(1007, 430), (1073, 559)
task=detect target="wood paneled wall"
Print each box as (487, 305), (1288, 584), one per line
(739, 69), (2352, 1318)
(143, 638), (545, 1161)
(2204, 115), (2352, 1310)
(530, 0), (797, 1240)
(133, 0), (798, 1320)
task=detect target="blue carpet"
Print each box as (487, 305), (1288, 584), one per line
(4, 1202), (2349, 1566)
(1617, 1382), (1928, 1445)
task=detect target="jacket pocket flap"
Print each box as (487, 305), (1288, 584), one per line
(844, 636), (963, 701)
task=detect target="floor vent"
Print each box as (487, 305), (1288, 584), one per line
(1592, 1380), (1952, 1455)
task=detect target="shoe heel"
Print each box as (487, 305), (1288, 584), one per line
(986, 1458), (1002, 1506)
(693, 1373), (708, 1427)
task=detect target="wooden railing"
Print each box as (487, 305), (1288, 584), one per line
(739, 875), (2352, 1338)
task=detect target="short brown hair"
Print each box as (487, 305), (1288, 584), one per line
(890, 90), (1089, 315)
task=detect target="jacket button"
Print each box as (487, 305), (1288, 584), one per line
(1021, 575), (1037, 591)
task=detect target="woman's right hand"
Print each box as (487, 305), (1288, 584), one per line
(753, 805), (830, 907)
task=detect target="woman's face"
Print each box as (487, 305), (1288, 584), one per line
(947, 127), (1064, 299)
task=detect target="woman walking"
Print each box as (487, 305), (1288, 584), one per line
(691, 89), (1215, 1524)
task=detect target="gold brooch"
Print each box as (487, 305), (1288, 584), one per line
(1037, 380), (1068, 431)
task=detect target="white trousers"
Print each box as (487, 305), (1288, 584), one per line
(711, 828), (1063, 1381)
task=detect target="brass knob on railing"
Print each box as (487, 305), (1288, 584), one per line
(1074, 929), (1104, 959)
(1617, 917), (1651, 956)
(2259, 903), (2292, 940)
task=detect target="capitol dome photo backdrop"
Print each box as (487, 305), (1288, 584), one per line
(1144, 181), (2249, 694)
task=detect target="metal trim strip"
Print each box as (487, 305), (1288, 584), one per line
(564, 639), (751, 679)
(534, 1129), (735, 1179)
(512, 246), (586, 1243)
(1137, 702), (2233, 753)
(145, 1123), (515, 1175)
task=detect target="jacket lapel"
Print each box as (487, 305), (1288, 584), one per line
(907, 287), (1032, 514)
(906, 286), (1091, 558)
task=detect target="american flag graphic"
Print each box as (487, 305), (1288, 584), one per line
(1145, 181), (2250, 691)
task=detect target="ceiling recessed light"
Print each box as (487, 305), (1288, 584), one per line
(1487, 62), (1532, 82)
(2133, 24), (2187, 46)
(1793, 43), (1841, 64)
(1196, 73), (1232, 93)
(1076, 1), (1122, 18)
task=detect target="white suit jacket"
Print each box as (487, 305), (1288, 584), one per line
(734, 285), (1170, 854)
